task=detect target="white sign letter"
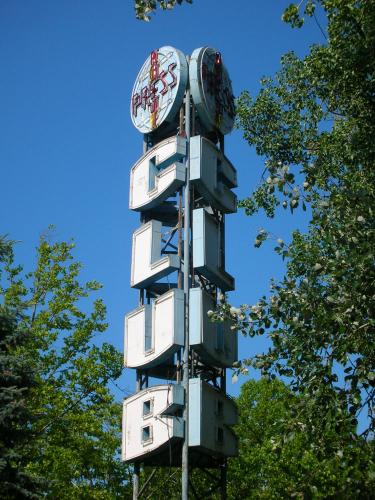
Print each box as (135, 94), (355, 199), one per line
(125, 289), (184, 369)
(129, 136), (186, 211)
(131, 220), (180, 289)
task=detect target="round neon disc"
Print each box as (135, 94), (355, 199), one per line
(189, 47), (235, 135)
(131, 46), (188, 134)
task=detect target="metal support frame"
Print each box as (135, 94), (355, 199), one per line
(182, 83), (191, 500)
(132, 135), (151, 500)
(161, 227), (178, 254)
(130, 80), (230, 500)
(218, 132), (227, 500)
(133, 369), (142, 500)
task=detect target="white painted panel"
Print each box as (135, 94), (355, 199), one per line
(125, 304), (150, 366)
(129, 136), (186, 211)
(192, 208), (234, 291)
(190, 135), (237, 213)
(189, 378), (238, 457)
(131, 220), (180, 288)
(124, 289), (184, 369)
(189, 288), (237, 367)
(122, 384), (184, 462)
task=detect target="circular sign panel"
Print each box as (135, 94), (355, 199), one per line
(189, 47), (235, 135)
(131, 46), (188, 134)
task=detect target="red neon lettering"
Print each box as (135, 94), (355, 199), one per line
(151, 67), (158, 80)
(148, 82), (158, 112)
(133, 52), (179, 124)
(148, 82), (156, 102)
(141, 87), (149, 110)
(132, 93), (141, 117)
(149, 94), (159, 114)
(158, 70), (169, 95)
(168, 63), (177, 88)
(214, 53), (222, 87)
(150, 50), (159, 82)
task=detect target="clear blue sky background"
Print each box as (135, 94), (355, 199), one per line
(1, 1), (326, 398)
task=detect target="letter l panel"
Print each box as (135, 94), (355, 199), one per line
(131, 220), (180, 288)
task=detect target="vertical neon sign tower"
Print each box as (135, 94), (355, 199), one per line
(123, 46), (238, 499)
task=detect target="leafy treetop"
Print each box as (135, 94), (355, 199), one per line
(215, 0), (375, 447)
(134, 0), (192, 21)
(0, 234), (132, 498)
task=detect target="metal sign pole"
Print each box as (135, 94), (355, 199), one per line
(125, 46), (237, 500)
(131, 134), (149, 500)
(182, 84), (191, 500)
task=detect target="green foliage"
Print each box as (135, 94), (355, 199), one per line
(134, 0), (192, 21)
(228, 378), (375, 498)
(231, 0), (375, 458)
(0, 235), (41, 498)
(0, 236), (131, 498)
(0, 311), (41, 499)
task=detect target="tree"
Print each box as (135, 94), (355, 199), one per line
(134, 0), (192, 21)
(0, 235), (132, 498)
(0, 237), (41, 498)
(0, 313), (39, 499)
(228, 378), (374, 499)
(217, 0), (375, 466)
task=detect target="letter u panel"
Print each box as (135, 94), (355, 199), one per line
(192, 208), (234, 291)
(129, 136), (186, 211)
(190, 135), (237, 214)
(122, 384), (184, 463)
(124, 289), (184, 369)
(131, 219), (180, 288)
(189, 378), (238, 458)
(189, 288), (237, 367)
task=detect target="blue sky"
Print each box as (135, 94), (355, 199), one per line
(0, 1), (325, 397)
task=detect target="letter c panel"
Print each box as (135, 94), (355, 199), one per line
(129, 136), (186, 211)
